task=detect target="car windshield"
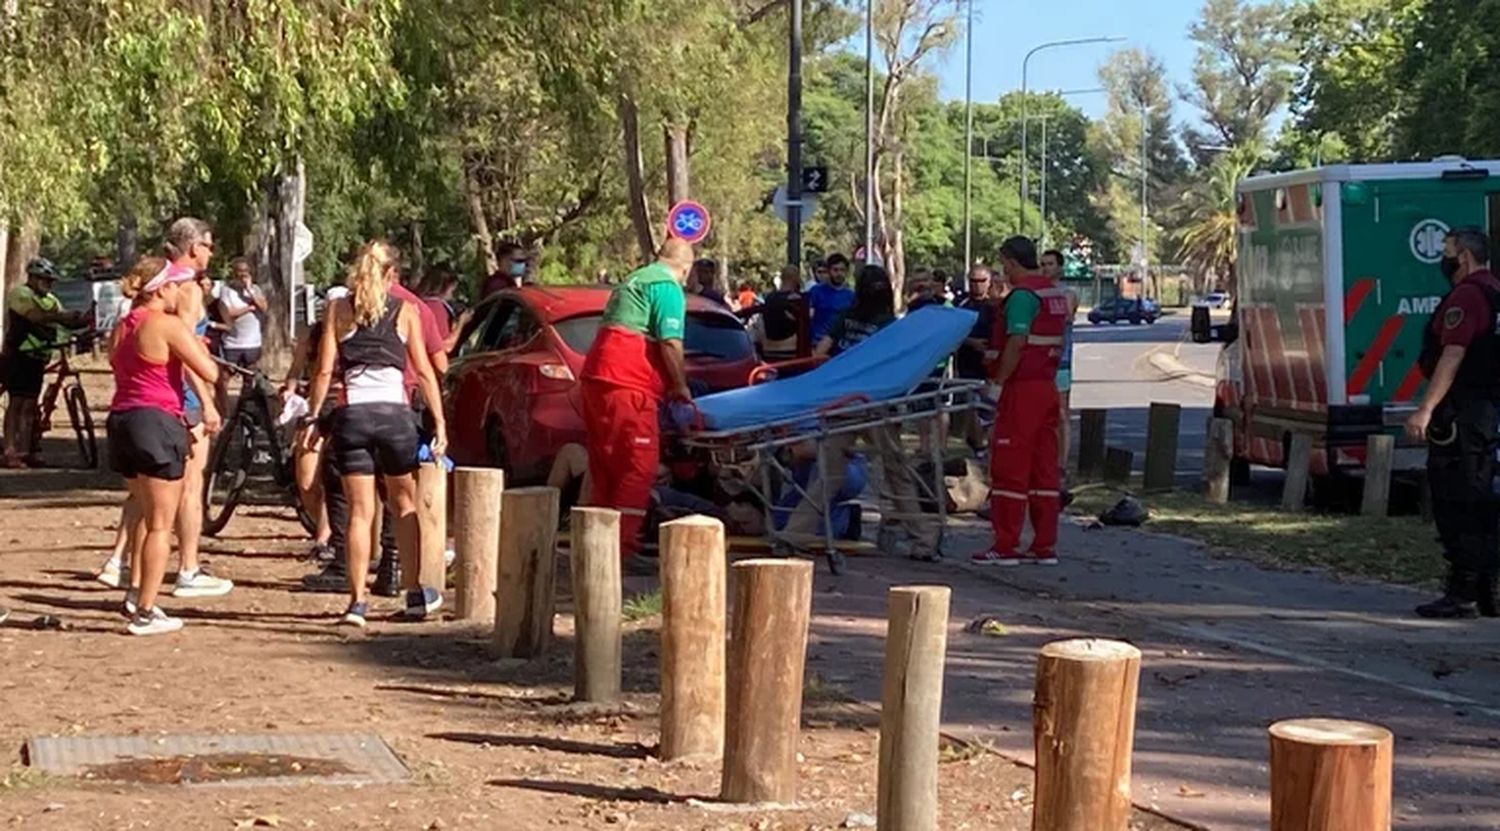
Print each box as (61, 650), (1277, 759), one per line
(552, 313), (756, 361)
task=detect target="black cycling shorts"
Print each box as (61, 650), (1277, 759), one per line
(329, 402), (420, 477)
(107, 408), (190, 481)
(4, 355), (46, 398)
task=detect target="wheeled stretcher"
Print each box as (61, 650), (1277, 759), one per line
(676, 306), (986, 574)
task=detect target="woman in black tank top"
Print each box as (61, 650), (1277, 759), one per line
(305, 242), (448, 628)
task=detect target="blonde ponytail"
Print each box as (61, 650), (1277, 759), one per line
(348, 241), (399, 327)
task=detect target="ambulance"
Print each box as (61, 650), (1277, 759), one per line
(1215, 158), (1500, 480)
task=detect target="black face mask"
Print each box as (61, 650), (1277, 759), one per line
(1440, 256), (1462, 279)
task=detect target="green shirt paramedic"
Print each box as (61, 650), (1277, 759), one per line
(581, 261), (687, 398)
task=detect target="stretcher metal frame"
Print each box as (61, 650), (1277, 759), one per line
(680, 378), (992, 574)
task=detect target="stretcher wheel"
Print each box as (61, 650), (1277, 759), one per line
(826, 550), (846, 576)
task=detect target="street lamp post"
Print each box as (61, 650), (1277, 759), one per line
(1020, 36), (1123, 230)
(962, 0), (975, 269)
(863, 0), (876, 263)
(1140, 103), (1150, 298)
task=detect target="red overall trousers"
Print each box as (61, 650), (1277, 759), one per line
(581, 379), (659, 558)
(987, 275), (1069, 556)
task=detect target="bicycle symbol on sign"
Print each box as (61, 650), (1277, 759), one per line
(666, 201), (712, 243)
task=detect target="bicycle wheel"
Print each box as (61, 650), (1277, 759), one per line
(253, 408), (320, 538)
(64, 384), (98, 469)
(203, 412), (255, 537)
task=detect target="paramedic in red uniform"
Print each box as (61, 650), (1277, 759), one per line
(1406, 226), (1500, 619)
(580, 238), (696, 568)
(973, 236), (1071, 566)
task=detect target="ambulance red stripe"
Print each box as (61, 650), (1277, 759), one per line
(1344, 278), (1375, 325)
(1347, 315), (1406, 396)
(1297, 305), (1328, 405)
(1393, 362), (1425, 402)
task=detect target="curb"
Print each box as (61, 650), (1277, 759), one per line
(1147, 350), (1216, 390)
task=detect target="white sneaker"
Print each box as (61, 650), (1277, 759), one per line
(96, 558), (126, 588)
(127, 607), (183, 636)
(173, 567), (234, 598)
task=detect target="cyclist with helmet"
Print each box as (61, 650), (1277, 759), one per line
(3, 258), (90, 467)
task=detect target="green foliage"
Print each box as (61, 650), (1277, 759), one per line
(1285, 0), (1421, 162)
(1185, 0), (1296, 151)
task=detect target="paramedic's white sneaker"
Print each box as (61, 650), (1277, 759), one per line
(173, 567), (234, 598)
(971, 549), (1026, 567)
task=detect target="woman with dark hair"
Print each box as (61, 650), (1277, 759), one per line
(813, 263), (896, 358)
(794, 264), (941, 560)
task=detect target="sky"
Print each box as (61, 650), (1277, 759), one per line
(932, 0), (1205, 123)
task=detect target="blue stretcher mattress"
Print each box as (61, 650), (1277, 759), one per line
(688, 305), (978, 432)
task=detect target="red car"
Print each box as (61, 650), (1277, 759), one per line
(445, 285), (761, 482)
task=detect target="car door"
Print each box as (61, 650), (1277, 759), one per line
(445, 299), (519, 464)
(487, 303), (547, 470)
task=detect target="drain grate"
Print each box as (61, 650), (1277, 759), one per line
(26, 733), (410, 787)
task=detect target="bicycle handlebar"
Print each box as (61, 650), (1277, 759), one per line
(17, 327), (100, 356)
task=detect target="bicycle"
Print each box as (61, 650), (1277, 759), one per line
(1, 329), (100, 469)
(203, 359), (317, 537)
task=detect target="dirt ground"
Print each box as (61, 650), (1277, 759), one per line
(0, 376), (1188, 831)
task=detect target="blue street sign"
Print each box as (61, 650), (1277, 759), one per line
(666, 201), (712, 244)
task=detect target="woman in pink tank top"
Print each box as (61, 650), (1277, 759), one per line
(105, 256), (220, 637)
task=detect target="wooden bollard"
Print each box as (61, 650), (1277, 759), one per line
(1143, 402), (1181, 491)
(1033, 639), (1142, 831)
(1270, 719), (1393, 831)
(1281, 433), (1313, 513)
(453, 467), (505, 623)
(721, 559), (814, 804)
(877, 586), (951, 831)
(1077, 409), (1108, 481)
(570, 507), (622, 703)
(1204, 416), (1234, 504)
(417, 463), (449, 594)
(659, 515), (727, 761)
(1361, 434), (1396, 518)
(492, 487), (560, 659)
(1103, 446), (1134, 487)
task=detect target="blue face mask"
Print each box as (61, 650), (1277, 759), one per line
(509, 261), (526, 278)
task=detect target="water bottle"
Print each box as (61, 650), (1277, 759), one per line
(417, 442), (454, 472)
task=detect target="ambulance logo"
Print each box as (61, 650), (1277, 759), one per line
(1410, 219), (1450, 264)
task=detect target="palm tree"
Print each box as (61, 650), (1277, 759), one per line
(1177, 147), (1257, 295)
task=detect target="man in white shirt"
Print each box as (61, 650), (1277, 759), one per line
(219, 257), (265, 370)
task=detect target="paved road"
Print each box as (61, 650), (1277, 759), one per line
(1069, 311), (1221, 482)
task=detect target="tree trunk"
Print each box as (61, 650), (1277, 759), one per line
(411, 220), (426, 280)
(3, 217), (39, 300)
(0, 225), (8, 345)
(267, 160), (301, 361)
(620, 94), (657, 261)
(248, 182), (274, 290)
(888, 144), (907, 306)
(115, 213), (139, 267)
(665, 123), (691, 206)
(463, 160), (499, 276)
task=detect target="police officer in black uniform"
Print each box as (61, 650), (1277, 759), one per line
(1406, 227), (1500, 618)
